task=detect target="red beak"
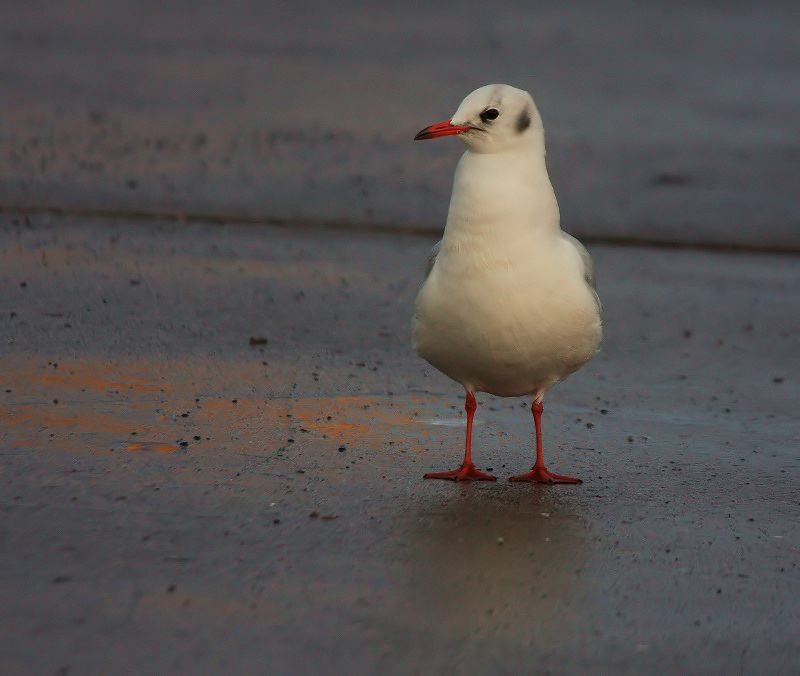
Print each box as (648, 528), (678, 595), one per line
(414, 119), (473, 141)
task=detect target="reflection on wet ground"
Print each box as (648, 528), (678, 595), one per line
(407, 484), (588, 649)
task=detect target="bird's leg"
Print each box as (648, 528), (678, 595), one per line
(510, 401), (582, 484)
(424, 391), (496, 481)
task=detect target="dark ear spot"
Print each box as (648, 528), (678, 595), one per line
(516, 109), (531, 134)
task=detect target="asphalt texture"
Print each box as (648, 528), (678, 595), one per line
(1, 214), (798, 674)
(2, 1), (800, 674)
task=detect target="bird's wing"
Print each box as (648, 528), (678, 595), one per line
(562, 232), (601, 309)
(424, 240), (442, 280)
(562, 232), (595, 288)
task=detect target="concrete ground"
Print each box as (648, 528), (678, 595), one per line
(2, 1), (800, 674)
(1, 214), (798, 674)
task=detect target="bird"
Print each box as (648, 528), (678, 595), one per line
(411, 84), (602, 483)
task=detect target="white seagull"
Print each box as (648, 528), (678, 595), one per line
(412, 84), (602, 483)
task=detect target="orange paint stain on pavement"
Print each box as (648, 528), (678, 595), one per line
(0, 404), (135, 437)
(4, 356), (184, 397)
(125, 442), (181, 453)
(0, 398), (172, 454)
(39, 365), (171, 395)
(289, 395), (434, 454)
(1, 381), (440, 457)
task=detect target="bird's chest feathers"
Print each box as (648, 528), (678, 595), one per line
(419, 227), (596, 357)
(432, 242), (559, 333)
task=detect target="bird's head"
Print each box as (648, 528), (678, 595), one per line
(414, 84), (543, 154)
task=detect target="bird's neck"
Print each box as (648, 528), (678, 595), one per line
(443, 142), (560, 245)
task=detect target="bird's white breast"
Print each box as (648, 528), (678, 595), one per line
(412, 149), (601, 397)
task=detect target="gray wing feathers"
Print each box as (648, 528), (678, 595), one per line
(562, 232), (596, 289)
(424, 240), (442, 280)
(563, 232), (601, 310)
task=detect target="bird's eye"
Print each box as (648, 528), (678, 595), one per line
(480, 108), (500, 123)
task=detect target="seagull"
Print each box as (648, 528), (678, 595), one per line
(412, 84), (602, 483)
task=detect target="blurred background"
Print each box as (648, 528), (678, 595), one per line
(2, 0), (799, 249)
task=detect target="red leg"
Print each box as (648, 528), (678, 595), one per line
(424, 391), (496, 481)
(510, 401), (581, 484)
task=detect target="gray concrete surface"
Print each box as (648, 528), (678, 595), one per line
(2, 1), (800, 248)
(1, 214), (798, 674)
(2, 2), (800, 673)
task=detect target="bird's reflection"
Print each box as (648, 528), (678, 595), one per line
(407, 483), (589, 648)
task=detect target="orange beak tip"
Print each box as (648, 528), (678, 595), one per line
(414, 120), (472, 141)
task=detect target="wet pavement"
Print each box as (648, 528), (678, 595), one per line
(1, 215), (798, 673)
(2, 1), (800, 673)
